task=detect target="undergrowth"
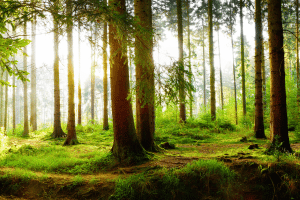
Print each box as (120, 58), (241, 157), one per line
(111, 159), (235, 200)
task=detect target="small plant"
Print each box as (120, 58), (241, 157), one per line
(72, 175), (84, 186)
(266, 135), (286, 162)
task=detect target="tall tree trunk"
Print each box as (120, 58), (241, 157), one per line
(208, 0), (216, 120)
(78, 23), (82, 125)
(231, 35), (238, 125)
(31, 8), (37, 131)
(134, 0), (156, 151)
(109, 0), (145, 161)
(176, 0), (186, 123)
(262, 33), (266, 112)
(4, 71), (8, 132)
(64, 0), (78, 145)
(296, 0), (299, 125)
(186, 0), (192, 117)
(218, 30), (224, 110)
(203, 20), (206, 111)
(23, 23), (29, 136)
(91, 26), (95, 124)
(240, 0), (246, 116)
(268, 0), (291, 152)
(254, 0), (265, 138)
(0, 70), (3, 128)
(103, 6), (109, 130)
(13, 54), (16, 134)
(52, 3), (66, 138)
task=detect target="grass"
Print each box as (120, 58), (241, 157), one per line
(112, 159), (236, 200)
(1, 113), (300, 199)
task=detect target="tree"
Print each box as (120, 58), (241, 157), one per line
(0, 71), (3, 128)
(208, 0), (215, 120)
(296, 0), (300, 104)
(64, 0), (78, 145)
(4, 71), (8, 132)
(254, 0), (265, 138)
(90, 25), (96, 124)
(52, 0), (66, 138)
(186, 0), (192, 117)
(135, 0), (156, 151)
(268, 0), (292, 152)
(23, 22), (29, 137)
(217, 29), (224, 110)
(240, 0), (246, 116)
(176, 0), (186, 122)
(30, 0), (37, 131)
(103, 0), (109, 130)
(202, 19), (206, 111)
(78, 23), (82, 125)
(12, 54), (16, 133)
(109, 0), (146, 161)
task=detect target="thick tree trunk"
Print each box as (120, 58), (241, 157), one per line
(31, 10), (37, 131)
(109, 0), (145, 161)
(208, 0), (216, 120)
(23, 23), (29, 136)
(218, 30), (224, 110)
(268, 0), (292, 152)
(240, 0), (246, 116)
(177, 0), (186, 123)
(78, 24), (82, 125)
(52, 5), (66, 138)
(254, 0), (266, 138)
(134, 0), (156, 151)
(64, 0), (78, 145)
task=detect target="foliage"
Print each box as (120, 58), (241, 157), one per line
(112, 159), (235, 200)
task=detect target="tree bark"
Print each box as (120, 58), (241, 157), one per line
(109, 0), (145, 161)
(78, 23), (82, 125)
(4, 71), (8, 132)
(208, 0), (216, 120)
(134, 0), (156, 151)
(268, 0), (292, 152)
(176, 0), (186, 123)
(296, 0), (300, 105)
(13, 59), (16, 133)
(203, 20), (206, 111)
(23, 23), (29, 136)
(186, 0), (192, 117)
(240, 0), (246, 116)
(0, 70), (3, 128)
(30, 8), (37, 131)
(91, 26), (95, 124)
(103, 0), (109, 131)
(231, 36), (238, 125)
(254, 0), (265, 138)
(52, 2), (66, 138)
(218, 30), (224, 110)
(64, 0), (78, 145)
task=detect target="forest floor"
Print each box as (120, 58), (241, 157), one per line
(1, 120), (300, 199)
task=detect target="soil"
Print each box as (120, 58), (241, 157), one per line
(1, 141), (300, 199)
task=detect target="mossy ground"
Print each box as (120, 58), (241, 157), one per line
(0, 116), (300, 199)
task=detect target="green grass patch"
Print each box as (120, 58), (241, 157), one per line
(112, 159), (235, 200)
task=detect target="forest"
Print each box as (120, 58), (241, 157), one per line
(1, 0), (300, 199)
